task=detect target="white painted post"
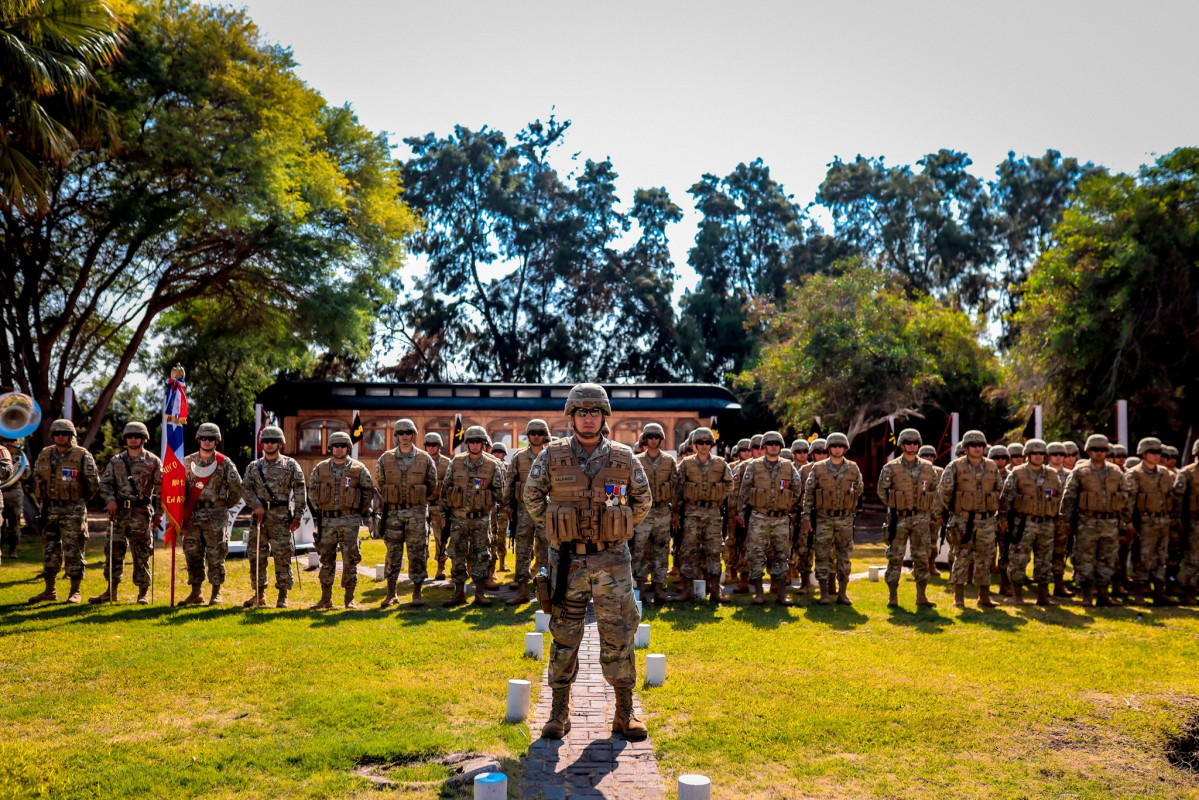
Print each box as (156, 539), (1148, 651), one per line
(473, 772), (507, 800)
(534, 610), (550, 632)
(635, 600), (643, 619)
(375, 564), (384, 581)
(693, 579), (706, 597)
(307, 552), (320, 568)
(868, 565), (883, 582)
(1034, 404), (1043, 439)
(1116, 400), (1129, 447)
(635, 623), (650, 648)
(951, 412), (960, 450)
(505, 680), (530, 722)
(678, 774), (712, 800)
(645, 654), (666, 686)
(524, 632), (543, 659)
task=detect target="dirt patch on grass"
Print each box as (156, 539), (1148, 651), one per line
(1166, 713), (1199, 774)
(353, 752), (501, 794)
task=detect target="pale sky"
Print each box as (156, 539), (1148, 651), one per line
(226, 0), (1198, 291)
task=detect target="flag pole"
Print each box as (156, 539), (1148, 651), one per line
(161, 365), (188, 608)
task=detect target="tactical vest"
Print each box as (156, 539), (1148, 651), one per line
(1181, 464), (1199, 525)
(747, 458), (799, 512)
(542, 439), (637, 546)
(637, 451), (676, 507)
(377, 449), (431, 507)
(811, 459), (862, 513)
(444, 454), (500, 513)
(883, 457), (937, 512)
(114, 452), (159, 500)
(35, 445), (88, 502)
(679, 455), (729, 503)
(950, 458), (1001, 514)
(1127, 463), (1173, 515)
(1075, 462), (1125, 514)
(512, 448), (541, 503)
(311, 459), (367, 512)
(1012, 464), (1063, 516)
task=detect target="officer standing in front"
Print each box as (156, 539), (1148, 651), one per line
(92, 422), (162, 604)
(29, 419), (99, 604)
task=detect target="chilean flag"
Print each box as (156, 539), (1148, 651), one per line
(161, 375), (188, 545)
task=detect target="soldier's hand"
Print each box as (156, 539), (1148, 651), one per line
(998, 521), (1008, 535)
(253, 505), (265, 523)
(671, 515), (680, 530)
(801, 520), (812, 535)
(288, 518), (301, 533)
(106, 500), (117, 520)
(152, 513), (163, 531)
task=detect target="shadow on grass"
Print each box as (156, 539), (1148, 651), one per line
(884, 605), (955, 633)
(728, 601), (803, 628)
(957, 606), (1029, 630)
(641, 600), (722, 631)
(802, 600), (869, 629)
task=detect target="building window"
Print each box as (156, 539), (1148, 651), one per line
(490, 420), (517, 449)
(299, 419), (348, 454)
(362, 421), (388, 453)
(425, 418), (453, 452)
(612, 419), (644, 447)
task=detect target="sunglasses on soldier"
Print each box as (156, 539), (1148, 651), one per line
(261, 438), (282, 444)
(528, 431), (547, 437)
(466, 438), (487, 445)
(694, 440), (714, 447)
(198, 436), (217, 442)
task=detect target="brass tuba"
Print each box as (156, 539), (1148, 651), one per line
(0, 392), (41, 440)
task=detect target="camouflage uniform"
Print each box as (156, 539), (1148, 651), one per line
(876, 452), (937, 595)
(1, 443), (23, 559)
(242, 452), (307, 592)
(1060, 454), (1124, 600)
(487, 450), (509, 576)
(1172, 456), (1199, 602)
(1051, 441), (1080, 587)
(440, 450), (504, 587)
(374, 440), (437, 592)
(309, 454), (374, 601)
(673, 451), (733, 583)
(429, 446), (452, 577)
(182, 450), (242, 591)
(725, 447), (753, 587)
(0, 443), (12, 565)
(632, 448), (676, 594)
(97, 448), (163, 593)
(31, 430), (99, 601)
(793, 455), (822, 580)
(998, 456), (1063, 593)
(802, 455), (862, 588)
(739, 454), (801, 601)
(934, 447), (1002, 606)
(504, 442), (547, 586)
(1123, 460), (1174, 585)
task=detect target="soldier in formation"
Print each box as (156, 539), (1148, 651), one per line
(936, 430), (1002, 609)
(440, 425), (504, 607)
(919, 444), (944, 577)
(1059, 435), (1122, 607)
(240, 425), (306, 609)
(308, 430), (373, 609)
(739, 430), (802, 605)
(1, 436), (25, 560)
(632, 423), (676, 604)
(179, 423), (241, 606)
(503, 420), (551, 605)
(998, 438), (1063, 605)
(425, 432), (452, 580)
(29, 419), (99, 603)
(801, 433), (862, 605)
(375, 418), (437, 607)
(92, 422), (162, 604)
(673, 426), (733, 602)
(725, 437), (753, 594)
(876, 428), (937, 608)
(1122, 437), (1177, 606)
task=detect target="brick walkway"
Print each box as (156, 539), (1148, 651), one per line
(522, 604), (664, 800)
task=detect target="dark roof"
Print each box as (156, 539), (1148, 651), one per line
(257, 381), (742, 418)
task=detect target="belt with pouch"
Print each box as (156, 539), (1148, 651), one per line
(891, 509), (920, 517)
(567, 540), (610, 555)
(464, 510), (489, 519)
(117, 498), (151, 509)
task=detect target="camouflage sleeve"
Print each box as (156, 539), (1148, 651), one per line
(629, 457), (652, 528)
(423, 454), (438, 498)
(998, 470), (1018, 516)
(490, 465), (504, 506)
(371, 456), (386, 489)
(790, 463), (803, 510)
(150, 457), (164, 515)
(501, 456), (517, 507)
(307, 465), (320, 493)
(1059, 470), (1080, 519)
(522, 449), (550, 526)
(242, 461), (263, 509)
(99, 456), (118, 504)
(876, 463), (894, 507)
(934, 462), (957, 518)
(673, 459), (685, 509)
(81, 451), (100, 500)
(223, 459), (243, 509)
(290, 458), (307, 510)
(1120, 469), (1136, 526)
(357, 464), (377, 516)
(737, 461), (754, 519)
(0, 447), (10, 485)
(801, 466), (816, 517)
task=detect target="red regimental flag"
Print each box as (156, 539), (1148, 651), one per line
(161, 377), (188, 545)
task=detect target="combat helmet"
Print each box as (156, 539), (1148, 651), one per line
(960, 430), (987, 447)
(917, 444), (936, 459)
(491, 442), (508, 456)
(761, 431), (785, 447)
(810, 437), (828, 452)
(826, 432), (849, 448)
(735, 437), (752, 453)
(1124, 456), (1142, 469)
(424, 432), (443, 447)
(1084, 434), (1110, 451)
(1136, 436), (1162, 456)
(1063, 441), (1080, 456)
(1024, 438), (1048, 456)
(1007, 442), (1024, 457)
(525, 418), (550, 435)
(196, 422), (221, 441)
(791, 438), (810, 453)
(641, 422), (666, 441)
(898, 428), (922, 445)
(1163, 445), (1179, 460)
(122, 421), (150, 440)
(464, 425), (490, 444)
(327, 431), (352, 448)
(260, 425), (284, 444)
(50, 418), (76, 436)
(1111, 443), (1128, 458)
(393, 418), (417, 434)
(1046, 441), (1066, 456)
(750, 434), (764, 449)
(988, 445), (1009, 459)
(564, 383), (610, 416)
(691, 427), (715, 444)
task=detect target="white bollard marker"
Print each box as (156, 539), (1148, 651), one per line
(633, 589), (640, 601)
(505, 679), (531, 722)
(635, 622), (650, 648)
(534, 609), (550, 632)
(635, 600), (643, 618)
(473, 772), (507, 800)
(868, 565), (882, 582)
(524, 632), (543, 659)
(693, 579), (706, 597)
(375, 564), (385, 581)
(678, 774), (711, 800)
(645, 653), (666, 686)
(307, 551), (320, 568)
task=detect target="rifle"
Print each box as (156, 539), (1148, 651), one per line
(962, 511), (976, 547)
(938, 513), (948, 550)
(886, 509), (898, 545)
(440, 511), (452, 549)
(308, 501), (323, 548)
(807, 507), (817, 552)
(508, 499), (519, 549)
(1067, 507), (1079, 559)
(1010, 509), (1027, 547)
(376, 501), (388, 540)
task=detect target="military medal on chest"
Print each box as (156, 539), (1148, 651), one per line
(605, 481), (628, 506)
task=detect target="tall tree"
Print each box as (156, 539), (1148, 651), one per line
(0, 0), (126, 213)
(1011, 147), (1199, 445)
(0, 0), (418, 448)
(817, 150), (997, 311)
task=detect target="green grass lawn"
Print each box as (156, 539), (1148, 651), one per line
(3, 533), (1198, 800)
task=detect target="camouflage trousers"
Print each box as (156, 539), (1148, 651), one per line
(535, 525), (552, 578)
(928, 520), (942, 570)
(679, 509), (724, 578)
(813, 513), (853, 582)
(430, 508), (447, 564)
(102, 508), (154, 588)
(183, 511), (229, 587)
(723, 521), (745, 577)
(2, 486), (22, 554)
(40, 502), (88, 580)
(631, 506), (671, 585)
(746, 512), (791, 584)
(885, 513), (930, 585)
(490, 508), (507, 567)
(1052, 518), (1071, 579)
(1005, 518), (1055, 585)
(249, 515), (296, 591)
(510, 506), (538, 584)
(790, 519), (813, 574)
(1131, 516), (1172, 583)
(449, 515), (492, 584)
(548, 542), (638, 690)
(948, 514), (997, 587)
(1179, 526), (1199, 588)
(317, 518), (361, 590)
(383, 511), (427, 584)
(1073, 516), (1119, 588)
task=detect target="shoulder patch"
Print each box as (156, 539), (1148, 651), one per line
(530, 463), (542, 479)
(633, 466), (648, 486)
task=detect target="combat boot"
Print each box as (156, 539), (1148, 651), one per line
(887, 583), (899, 608)
(89, 581), (119, 604)
(672, 580), (694, 602)
(1036, 582), (1055, 606)
(642, 583), (656, 605)
(507, 578), (523, 591)
(1009, 583), (1025, 605)
(797, 571), (811, 596)
(541, 687), (571, 739)
(751, 578), (765, 605)
(443, 581), (466, 607)
(482, 576), (500, 591)
(66, 578), (82, 603)
(313, 584), (333, 610)
(652, 581), (673, 602)
(836, 576), (852, 606)
(1131, 581), (1146, 606)
(276, 587), (289, 609)
(1152, 581), (1179, 606)
(506, 582), (530, 605)
(179, 584), (204, 606)
(497, 554), (507, 573)
(999, 572), (1014, 598)
(1111, 576), (1129, 598)
(411, 582), (425, 607)
(1081, 585), (1094, 606)
(343, 587), (357, 609)
(243, 588), (266, 608)
(977, 584), (998, 608)
(709, 572), (728, 603)
(612, 686), (648, 741)
(27, 576), (57, 604)
(434, 561), (446, 581)
(1183, 587), (1197, 606)
(1053, 577), (1074, 598)
(929, 559), (942, 578)
(775, 575), (794, 606)
(915, 581), (936, 608)
(953, 584), (966, 608)
(471, 583), (492, 606)
(1096, 585), (1115, 607)
(381, 579), (398, 608)
(818, 577), (833, 606)
(733, 573), (751, 594)
(138, 586), (151, 605)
